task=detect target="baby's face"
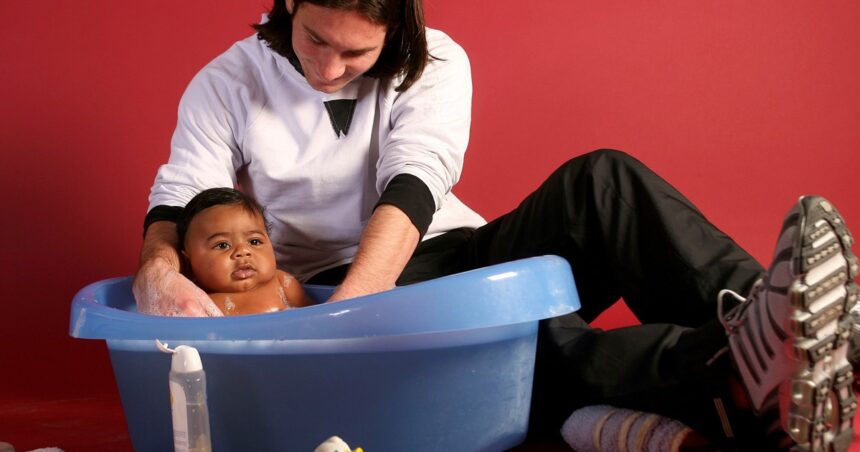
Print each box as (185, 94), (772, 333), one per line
(182, 204), (277, 293)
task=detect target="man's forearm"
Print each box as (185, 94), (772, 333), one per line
(330, 204), (420, 301)
(140, 221), (182, 270)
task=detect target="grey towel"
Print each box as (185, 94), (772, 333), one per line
(561, 405), (695, 452)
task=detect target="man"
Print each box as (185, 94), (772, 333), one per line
(134, 0), (859, 449)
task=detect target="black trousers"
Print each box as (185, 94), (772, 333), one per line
(311, 149), (767, 444)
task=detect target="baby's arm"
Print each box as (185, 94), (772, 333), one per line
(278, 271), (316, 308)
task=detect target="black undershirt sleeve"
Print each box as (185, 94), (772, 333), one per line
(143, 205), (184, 236)
(374, 173), (436, 238)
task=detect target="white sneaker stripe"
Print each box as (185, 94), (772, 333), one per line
(812, 230), (836, 249)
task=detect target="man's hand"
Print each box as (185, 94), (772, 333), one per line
(328, 204), (419, 302)
(133, 257), (222, 317)
(133, 220), (222, 317)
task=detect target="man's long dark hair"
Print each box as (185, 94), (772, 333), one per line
(253, 0), (429, 92)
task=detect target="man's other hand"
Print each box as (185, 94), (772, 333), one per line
(132, 257), (222, 317)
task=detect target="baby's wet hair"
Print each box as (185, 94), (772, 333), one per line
(177, 188), (270, 249)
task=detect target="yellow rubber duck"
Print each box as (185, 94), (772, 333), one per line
(314, 436), (363, 452)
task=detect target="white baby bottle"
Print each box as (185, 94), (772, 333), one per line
(158, 340), (212, 452)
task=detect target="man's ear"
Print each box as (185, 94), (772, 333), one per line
(286, 0), (294, 14)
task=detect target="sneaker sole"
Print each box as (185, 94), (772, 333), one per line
(786, 196), (858, 451)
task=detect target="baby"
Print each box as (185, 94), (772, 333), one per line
(177, 187), (314, 315)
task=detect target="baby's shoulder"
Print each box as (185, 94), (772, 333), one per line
(275, 269), (298, 285)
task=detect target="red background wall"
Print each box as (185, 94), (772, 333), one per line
(1, 0), (858, 439)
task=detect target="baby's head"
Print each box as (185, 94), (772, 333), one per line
(177, 188), (277, 294)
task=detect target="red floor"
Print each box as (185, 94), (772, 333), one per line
(0, 393), (132, 451)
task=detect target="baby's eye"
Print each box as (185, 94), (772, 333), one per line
(213, 242), (230, 250)
(249, 238), (264, 246)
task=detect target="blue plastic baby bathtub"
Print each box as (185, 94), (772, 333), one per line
(70, 256), (580, 451)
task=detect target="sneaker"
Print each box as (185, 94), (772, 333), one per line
(849, 307), (860, 392)
(720, 195), (858, 450)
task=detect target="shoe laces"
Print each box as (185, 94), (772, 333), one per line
(718, 279), (764, 333)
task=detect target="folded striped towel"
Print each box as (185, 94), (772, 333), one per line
(561, 405), (709, 452)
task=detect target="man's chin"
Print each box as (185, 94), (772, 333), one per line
(312, 83), (344, 94)
(307, 76), (352, 94)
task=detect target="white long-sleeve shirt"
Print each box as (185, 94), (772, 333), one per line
(148, 28), (485, 281)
